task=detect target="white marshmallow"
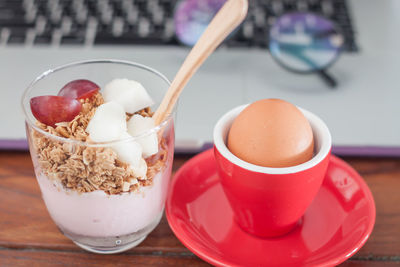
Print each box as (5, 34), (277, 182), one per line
(129, 178), (138, 185)
(112, 132), (142, 170)
(103, 78), (154, 114)
(86, 102), (127, 142)
(135, 158), (148, 180)
(127, 114), (158, 158)
(122, 182), (130, 192)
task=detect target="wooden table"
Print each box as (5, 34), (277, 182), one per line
(0, 151), (399, 266)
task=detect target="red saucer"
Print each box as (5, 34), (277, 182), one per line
(166, 149), (375, 267)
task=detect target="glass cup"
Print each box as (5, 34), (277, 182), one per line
(21, 60), (175, 254)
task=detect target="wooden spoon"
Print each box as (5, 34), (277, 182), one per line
(153, 0), (249, 125)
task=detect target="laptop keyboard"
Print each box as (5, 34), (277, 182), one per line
(0, 0), (358, 52)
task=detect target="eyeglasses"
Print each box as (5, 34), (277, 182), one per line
(174, 0), (344, 88)
(269, 12), (343, 88)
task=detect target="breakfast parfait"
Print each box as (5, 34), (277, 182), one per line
(22, 61), (175, 253)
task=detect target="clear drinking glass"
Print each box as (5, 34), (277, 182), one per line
(21, 60), (175, 254)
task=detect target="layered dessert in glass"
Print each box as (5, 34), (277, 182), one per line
(22, 60), (175, 254)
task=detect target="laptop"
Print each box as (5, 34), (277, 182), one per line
(1, 0), (399, 156)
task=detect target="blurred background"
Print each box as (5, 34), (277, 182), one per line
(0, 0), (399, 156)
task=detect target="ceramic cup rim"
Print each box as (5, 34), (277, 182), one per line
(213, 103), (332, 174)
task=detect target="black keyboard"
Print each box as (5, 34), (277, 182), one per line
(0, 0), (358, 52)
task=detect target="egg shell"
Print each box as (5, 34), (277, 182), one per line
(227, 99), (314, 168)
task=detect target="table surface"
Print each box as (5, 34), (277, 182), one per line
(0, 151), (399, 267)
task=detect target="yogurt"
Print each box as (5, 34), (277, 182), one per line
(37, 166), (170, 237)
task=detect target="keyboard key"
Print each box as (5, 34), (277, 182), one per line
(0, 27), (10, 45)
(112, 17), (124, 37)
(242, 21), (254, 39)
(271, 1), (284, 15)
(137, 17), (150, 38)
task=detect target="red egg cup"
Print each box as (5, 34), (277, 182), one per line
(213, 105), (332, 238)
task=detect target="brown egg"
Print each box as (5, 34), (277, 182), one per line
(227, 99), (314, 168)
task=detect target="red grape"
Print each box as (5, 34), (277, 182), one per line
(30, 96), (82, 127)
(58, 79), (99, 100)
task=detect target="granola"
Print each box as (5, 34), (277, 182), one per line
(31, 93), (168, 195)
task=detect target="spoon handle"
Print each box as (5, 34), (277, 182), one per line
(153, 0), (248, 125)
